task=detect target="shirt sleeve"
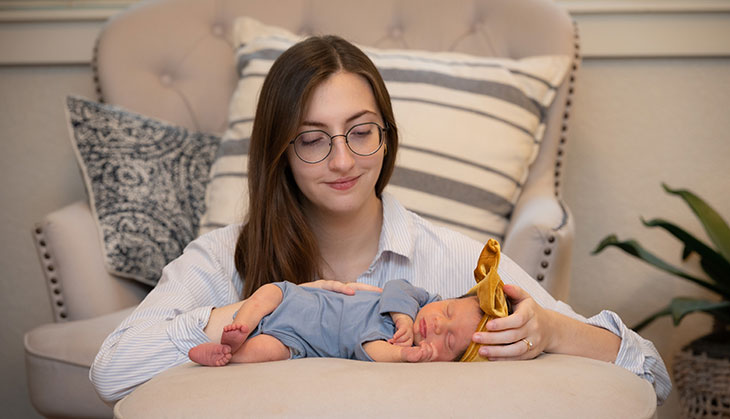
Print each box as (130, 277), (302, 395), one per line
(378, 279), (440, 319)
(89, 228), (240, 403)
(497, 253), (672, 405)
(584, 310), (672, 404)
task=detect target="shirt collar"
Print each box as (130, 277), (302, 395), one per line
(376, 191), (415, 260)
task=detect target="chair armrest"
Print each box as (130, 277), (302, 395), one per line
(24, 307), (134, 418)
(115, 355), (656, 418)
(503, 190), (574, 302)
(33, 201), (149, 321)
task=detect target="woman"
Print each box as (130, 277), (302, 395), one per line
(90, 35), (670, 404)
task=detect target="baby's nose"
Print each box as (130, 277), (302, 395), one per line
(434, 318), (444, 335)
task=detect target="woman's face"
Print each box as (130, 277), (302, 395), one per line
(287, 71), (385, 220)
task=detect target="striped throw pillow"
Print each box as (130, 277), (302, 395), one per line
(199, 17), (569, 243)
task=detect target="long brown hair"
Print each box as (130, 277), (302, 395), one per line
(235, 35), (399, 298)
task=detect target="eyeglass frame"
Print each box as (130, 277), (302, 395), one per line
(289, 121), (388, 164)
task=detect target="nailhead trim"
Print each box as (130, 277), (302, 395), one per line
(91, 36), (104, 103)
(33, 225), (67, 322)
(536, 20), (581, 283)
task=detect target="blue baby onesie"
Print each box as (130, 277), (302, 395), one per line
(248, 279), (441, 361)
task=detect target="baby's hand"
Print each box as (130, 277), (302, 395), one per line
(388, 313), (414, 347)
(401, 342), (437, 363)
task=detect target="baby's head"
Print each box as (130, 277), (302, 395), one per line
(413, 296), (483, 361)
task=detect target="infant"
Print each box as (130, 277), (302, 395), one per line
(188, 279), (483, 364)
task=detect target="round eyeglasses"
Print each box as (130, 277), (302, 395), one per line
(290, 122), (387, 164)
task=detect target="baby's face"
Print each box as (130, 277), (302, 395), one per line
(413, 296), (482, 361)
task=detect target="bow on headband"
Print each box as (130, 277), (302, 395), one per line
(459, 239), (510, 362)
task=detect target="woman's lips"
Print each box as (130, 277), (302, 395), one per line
(326, 176), (359, 191)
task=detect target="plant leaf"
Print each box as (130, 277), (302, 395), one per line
(668, 298), (730, 325)
(632, 297), (730, 331)
(592, 235), (730, 299)
(642, 217), (730, 287)
(663, 183), (730, 263)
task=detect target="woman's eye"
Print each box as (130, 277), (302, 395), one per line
(301, 138), (320, 147)
(351, 128), (371, 137)
(298, 133), (327, 147)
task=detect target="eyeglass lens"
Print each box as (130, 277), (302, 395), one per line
(293, 122), (383, 163)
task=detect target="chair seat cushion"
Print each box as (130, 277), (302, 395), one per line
(115, 354), (657, 418)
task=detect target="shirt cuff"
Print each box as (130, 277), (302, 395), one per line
(585, 310), (671, 404)
(166, 305), (215, 355)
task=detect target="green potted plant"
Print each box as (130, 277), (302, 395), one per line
(592, 184), (730, 418)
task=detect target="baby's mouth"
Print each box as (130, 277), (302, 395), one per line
(420, 317), (427, 340)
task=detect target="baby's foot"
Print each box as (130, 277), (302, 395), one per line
(221, 323), (250, 353)
(188, 343), (232, 367)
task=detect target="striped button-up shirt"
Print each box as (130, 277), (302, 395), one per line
(90, 192), (671, 404)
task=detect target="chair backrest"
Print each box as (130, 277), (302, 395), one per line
(94, 0), (578, 297)
(95, 0), (575, 134)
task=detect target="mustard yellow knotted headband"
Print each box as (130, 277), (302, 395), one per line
(459, 239), (510, 362)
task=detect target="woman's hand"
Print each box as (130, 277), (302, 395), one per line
(471, 284), (555, 360)
(471, 284), (621, 363)
(299, 280), (382, 296)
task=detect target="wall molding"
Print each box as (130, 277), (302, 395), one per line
(565, 0), (730, 58)
(1, 0), (729, 65)
(562, 0), (730, 14)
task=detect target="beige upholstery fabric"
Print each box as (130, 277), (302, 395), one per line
(115, 355), (657, 418)
(96, 0), (576, 135)
(200, 16), (572, 243)
(24, 308), (134, 418)
(25, 1), (597, 418)
(32, 202), (149, 322)
(94, 0), (577, 296)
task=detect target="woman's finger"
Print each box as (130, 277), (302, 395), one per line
(503, 284), (530, 304)
(486, 308), (532, 333)
(471, 328), (523, 346)
(485, 286), (535, 331)
(345, 283), (383, 293)
(299, 280), (381, 295)
(478, 338), (536, 360)
(299, 280), (351, 294)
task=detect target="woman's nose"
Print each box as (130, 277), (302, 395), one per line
(327, 136), (355, 171)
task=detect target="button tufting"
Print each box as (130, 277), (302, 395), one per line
(390, 26), (403, 38)
(211, 24), (224, 37)
(160, 74), (173, 86)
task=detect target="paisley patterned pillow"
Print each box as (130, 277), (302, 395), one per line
(66, 96), (221, 286)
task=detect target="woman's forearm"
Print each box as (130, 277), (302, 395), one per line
(545, 310), (620, 363)
(90, 305), (213, 402)
(204, 300), (246, 342)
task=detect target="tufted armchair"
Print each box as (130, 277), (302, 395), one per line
(24, 0), (658, 418)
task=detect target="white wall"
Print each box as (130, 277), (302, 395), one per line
(0, 65), (94, 419)
(565, 57), (730, 417)
(1, 2), (729, 418)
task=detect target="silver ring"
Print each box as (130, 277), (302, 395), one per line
(521, 338), (533, 351)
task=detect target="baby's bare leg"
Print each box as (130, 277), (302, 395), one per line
(223, 283), (284, 353)
(229, 334), (290, 363)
